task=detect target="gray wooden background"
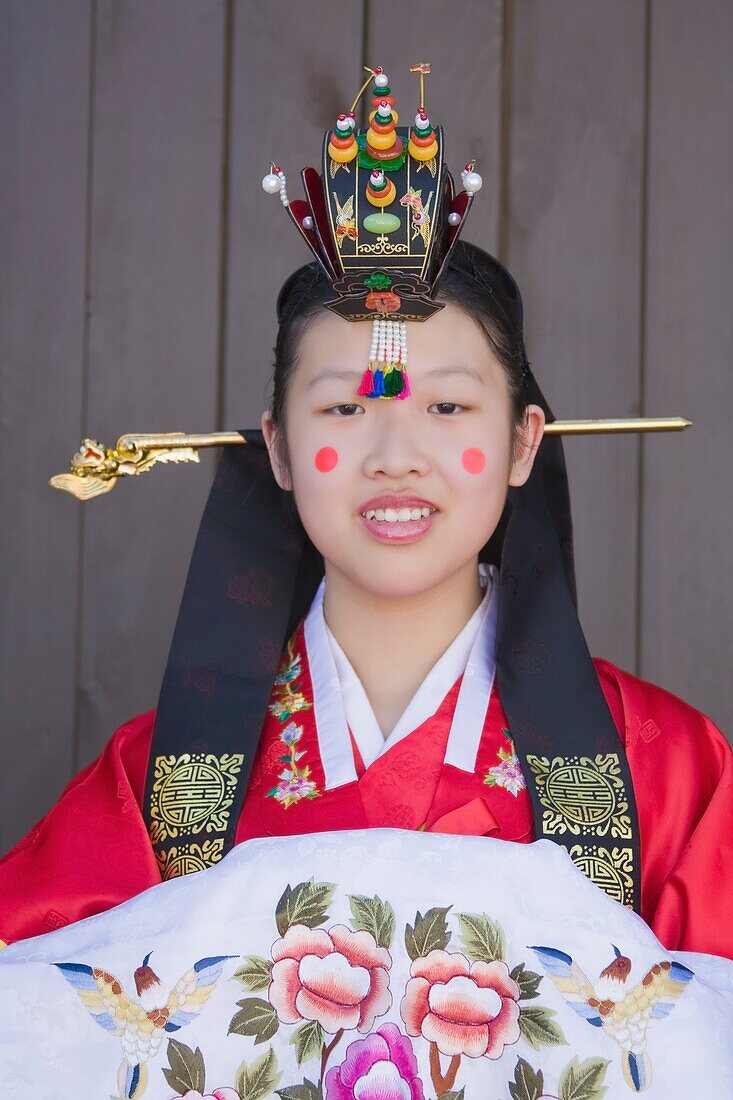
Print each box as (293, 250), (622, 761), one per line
(2, 0), (732, 852)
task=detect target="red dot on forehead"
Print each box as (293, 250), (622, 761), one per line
(462, 447), (486, 474)
(314, 446), (339, 473)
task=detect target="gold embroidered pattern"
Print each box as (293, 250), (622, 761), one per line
(569, 844), (634, 907)
(155, 838), (226, 880)
(525, 753), (632, 839)
(148, 751), (244, 843)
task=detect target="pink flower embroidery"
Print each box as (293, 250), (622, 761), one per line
(400, 949), (520, 1058)
(484, 735), (526, 797)
(325, 1022), (425, 1099)
(272, 774), (318, 804)
(269, 924), (392, 1033)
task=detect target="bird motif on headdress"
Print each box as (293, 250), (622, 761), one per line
(52, 951), (236, 1099)
(333, 193), (356, 247)
(531, 944), (694, 1092)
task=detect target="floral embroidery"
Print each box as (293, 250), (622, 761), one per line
(325, 1023), (425, 1099)
(401, 950), (521, 1059)
(266, 639), (320, 807)
(225, 884), (565, 1099)
(52, 872), (693, 1099)
(484, 730), (527, 797)
(269, 922), (392, 1033)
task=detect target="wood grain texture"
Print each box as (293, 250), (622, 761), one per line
(505, 1), (647, 671)
(223, 0), (367, 428)
(0, 1), (92, 849)
(640, 0), (733, 732)
(75, 0), (226, 771)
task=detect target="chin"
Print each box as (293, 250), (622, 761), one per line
(339, 552), (474, 602)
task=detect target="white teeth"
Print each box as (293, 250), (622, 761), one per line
(362, 506), (435, 523)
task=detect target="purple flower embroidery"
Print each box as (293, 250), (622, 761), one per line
(281, 721), (303, 745)
(325, 1022), (425, 1100)
(484, 733), (526, 797)
(272, 774), (318, 805)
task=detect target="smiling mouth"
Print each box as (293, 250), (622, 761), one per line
(358, 506), (438, 544)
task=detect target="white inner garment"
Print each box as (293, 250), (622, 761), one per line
(303, 564), (499, 786)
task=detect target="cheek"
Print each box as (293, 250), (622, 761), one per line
(314, 446), (339, 473)
(461, 447), (487, 475)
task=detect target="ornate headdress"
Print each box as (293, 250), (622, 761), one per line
(261, 63), (482, 399)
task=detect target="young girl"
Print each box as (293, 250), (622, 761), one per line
(1, 240), (731, 962)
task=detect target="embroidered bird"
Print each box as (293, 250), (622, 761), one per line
(53, 951), (235, 1099)
(531, 944), (694, 1092)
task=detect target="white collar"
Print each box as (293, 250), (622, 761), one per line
(303, 566), (499, 787)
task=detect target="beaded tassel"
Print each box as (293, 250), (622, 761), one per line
(357, 318), (410, 399)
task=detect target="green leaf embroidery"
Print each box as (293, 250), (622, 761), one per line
(275, 879), (336, 937)
(437, 1090), (466, 1100)
(558, 1056), (610, 1100)
(456, 911), (506, 963)
(161, 1038), (206, 1093)
(228, 997), (280, 1044)
(290, 1019), (325, 1066)
(348, 894), (396, 949)
(510, 962), (543, 1000)
(276, 1080), (323, 1100)
(518, 1004), (568, 1049)
(404, 906), (452, 960)
(232, 955), (273, 992)
(508, 1056), (544, 1100)
(235, 1046), (282, 1100)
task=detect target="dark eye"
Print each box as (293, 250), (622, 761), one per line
(428, 402), (465, 415)
(326, 403), (364, 416)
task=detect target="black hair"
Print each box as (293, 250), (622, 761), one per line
(270, 240), (531, 459)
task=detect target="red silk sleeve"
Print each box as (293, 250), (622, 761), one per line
(0, 711), (160, 946)
(596, 659), (733, 959)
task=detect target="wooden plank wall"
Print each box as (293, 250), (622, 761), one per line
(2, 0), (731, 851)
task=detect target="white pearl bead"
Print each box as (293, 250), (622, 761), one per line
(448, 211), (462, 226)
(375, 73), (388, 88)
(462, 171), (483, 194)
(302, 215), (314, 230)
(262, 173), (281, 195)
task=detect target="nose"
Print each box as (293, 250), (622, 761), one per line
(362, 407), (431, 480)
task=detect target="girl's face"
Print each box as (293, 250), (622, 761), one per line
(263, 301), (544, 601)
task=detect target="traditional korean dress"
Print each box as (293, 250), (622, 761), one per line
(2, 565), (731, 960)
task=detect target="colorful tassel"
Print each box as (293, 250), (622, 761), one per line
(357, 368), (374, 396)
(360, 317), (409, 400)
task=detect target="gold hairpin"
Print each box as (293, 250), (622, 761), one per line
(49, 418), (691, 500)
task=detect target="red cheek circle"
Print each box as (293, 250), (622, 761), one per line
(314, 446), (339, 473)
(462, 447), (486, 475)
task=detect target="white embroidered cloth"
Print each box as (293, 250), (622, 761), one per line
(1, 832), (731, 1099)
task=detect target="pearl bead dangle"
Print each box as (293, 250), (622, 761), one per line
(357, 317), (410, 400)
(261, 164), (289, 207)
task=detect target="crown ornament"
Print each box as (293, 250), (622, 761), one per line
(262, 63), (482, 399)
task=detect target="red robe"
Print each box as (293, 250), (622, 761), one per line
(1, 624), (731, 959)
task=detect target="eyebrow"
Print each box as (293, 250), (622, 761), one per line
(427, 365), (484, 384)
(308, 368), (364, 388)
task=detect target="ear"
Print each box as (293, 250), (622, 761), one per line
(508, 404), (546, 487)
(261, 409), (292, 492)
